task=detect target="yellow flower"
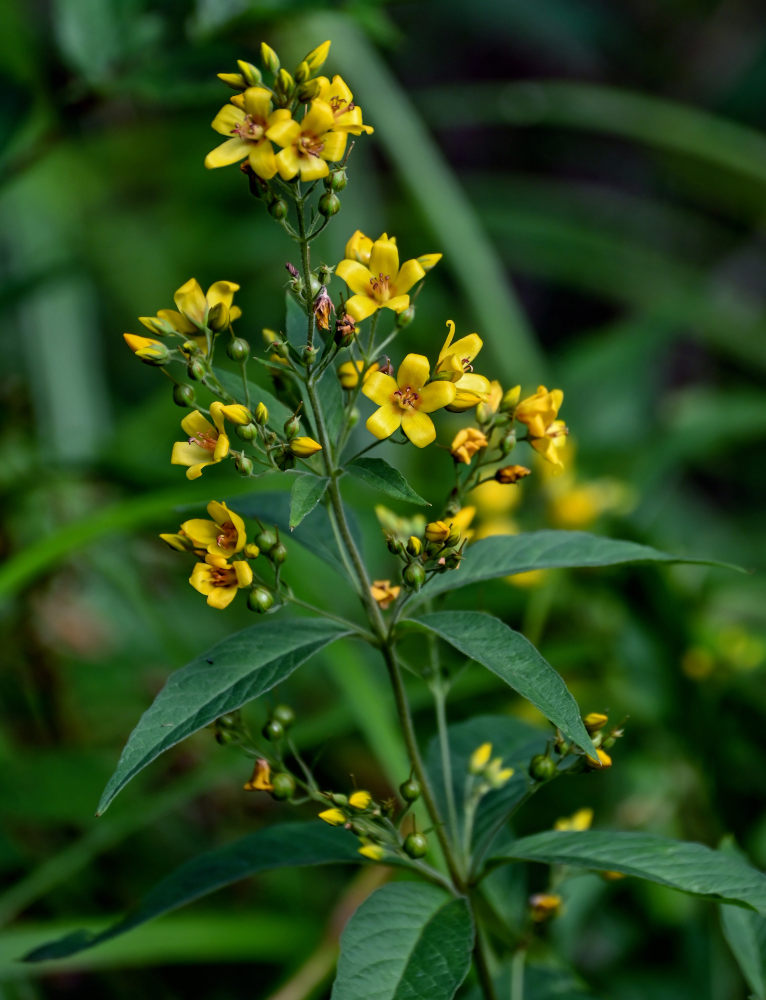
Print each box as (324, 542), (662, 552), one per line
(289, 436), (322, 457)
(159, 529), (197, 553)
(469, 742), (493, 774)
(370, 580), (401, 610)
(181, 501), (247, 558)
(267, 101), (348, 181)
(243, 758), (273, 792)
(344, 229), (376, 264)
(140, 279), (241, 344)
(337, 360), (379, 389)
(436, 321), (490, 412)
(554, 807), (593, 832)
(583, 713), (608, 733)
(189, 554), (253, 609)
(358, 841), (385, 861)
(362, 354), (455, 447)
(495, 465), (531, 484)
(318, 807), (347, 826)
(349, 790), (372, 810)
(171, 402), (231, 480)
(205, 87), (289, 178)
(515, 385), (568, 469)
(485, 758), (514, 788)
(336, 235), (440, 323)
(450, 427), (488, 464)
(586, 748), (613, 769)
(529, 893), (562, 922)
(315, 75), (373, 135)
(476, 380), (504, 423)
(123, 333), (170, 365)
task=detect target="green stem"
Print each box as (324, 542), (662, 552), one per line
(432, 675), (460, 856)
(511, 946), (526, 1000)
(286, 595), (375, 642)
(473, 915), (500, 1000)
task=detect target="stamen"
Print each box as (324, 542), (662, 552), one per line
(393, 385), (420, 409)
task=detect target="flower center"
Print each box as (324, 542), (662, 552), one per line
(462, 357), (473, 372)
(189, 431), (218, 453)
(329, 96), (354, 118)
(393, 384), (420, 410)
(209, 565), (236, 587)
(299, 133), (325, 158)
(235, 115), (264, 142)
(216, 521), (238, 551)
(370, 272), (391, 300)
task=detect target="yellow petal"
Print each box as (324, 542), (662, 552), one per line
(207, 585), (238, 609)
(213, 432), (230, 462)
(344, 230), (373, 264)
(243, 86), (273, 121)
(174, 279), (207, 323)
(392, 258), (425, 295)
(156, 309), (197, 334)
(440, 333), (483, 365)
(189, 563), (214, 595)
(361, 371), (398, 406)
(210, 104), (245, 136)
(181, 518), (219, 546)
(397, 353), (430, 391)
(417, 252), (442, 272)
(248, 140), (278, 179)
(234, 561), (253, 586)
(302, 100), (335, 135)
(206, 281), (239, 311)
(266, 117), (301, 147)
(369, 238), (400, 281)
(418, 380), (456, 413)
(336, 260), (374, 296)
(181, 410), (215, 438)
(172, 441), (210, 467)
(366, 403), (401, 440)
(401, 409), (436, 448)
(275, 146), (300, 180)
(382, 294), (410, 313)
(298, 156), (329, 182)
(321, 130), (347, 162)
(345, 294), (379, 322)
(209, 401), (227, 432)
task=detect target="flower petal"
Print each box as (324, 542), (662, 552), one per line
(210, 105), (244, 136)
(243, 86), (273, 121)
(362, 371), (398, 406)
(206, 281), (239, 311)
(401, 409), (436, 448)
(174, 279), (207, 323)
(382, 294), (409, 313)
(181, 411), (215, 437)
(303, 100), (335, 134)
(336, 259), (374, 296)
(345, 294), (379, 322)
(366, 403), (402, 440)
(205, 137), (250, 169)
(298, 156), (329, 181)
(392, 258), (425, 296)
(440, 333), (483, 365)
(156, 309), (197, 334)
(275, 146), (300, 180)
(418, 380), (457, 413)
(369, 238), (400, 280)
(213, 432), (230, 462)
(172, 441), (210, 467)
(397, 353), (430, 391)
(181, 519), (219, 546)
(266, 117), (301, 148)
(207, 585), (238, 609)
(321, 130), (347, 163)
(234, 561), (253, 586)
(248, 140), (278, 179)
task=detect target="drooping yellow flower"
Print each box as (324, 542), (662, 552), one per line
(205, 87), (289, 178)
(336, 236), (440, 323)
(244, 758), (273, 792)
(181, 501), (248, 558)
(554, 807), (593, 832)
(344, 229), (376, 264)
(358, 841), (385, 861)
(189, 554), (253, 609)
(495, 465), (531, 484)
(435, 321), (490, 411)
(315, 75), (373, 135)
(140, 279), (241, 345)
(515, 386), (568, 469)
(267, 101), (348, 181)
(171, 402), (231, 480)
(450, 427), (488, 464)
(318, 807), (347, 826)
(337, 360), (379, 389)
(362, 354), (455, 447)
(586, 748), (613, 769)
(370, 580), (400, 609)
(476, 380), (504, 423)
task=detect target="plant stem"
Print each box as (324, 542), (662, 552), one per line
(473, 916), (500, 1000)
(510, 946), (526, 1000)
(432, 676), (460, 857)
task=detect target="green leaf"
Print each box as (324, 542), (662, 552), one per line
(416, 530), (741, 600)
(331, 882), (474, 1000)
(214, 369), (292, 426)
(408, 613), (596, 758)
(721, 903), (766, 999)
(492, 831), (766, 913)
(316, 364), (345, 442)
(24, 822), (359, 962)
(285, 290), (307, 347)
(289, 474), (328, 530)
(347, 457), (430, 507)
(97, 618), (349, 814)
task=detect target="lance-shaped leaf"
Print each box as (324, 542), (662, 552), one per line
(24, 822), (359, 962)
(97, 619), (349, 814)
(331, 882), (474, 1000)
(289, 474), (328, 529)
(720, 902), (766, 999)
(347, 457), (429, 507)
(491, 830), (766, 913)
(415, 531), (741, 600)
(407, 613), (596, 758)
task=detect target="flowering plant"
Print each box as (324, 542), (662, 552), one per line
(25, 39), (764, 1000)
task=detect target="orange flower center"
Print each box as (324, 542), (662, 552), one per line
(370, 272), (391, 300)
(189, 431), (218, 452)
(209, 565), (236, 587)
(216, 521), (238, 551)
(393, 384), (420, 410)
(299, 133), (325, 158)
(235, 115), (265, 142)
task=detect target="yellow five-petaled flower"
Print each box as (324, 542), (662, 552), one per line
(515, 385), (568, 469)
(205, 87), (290, 178)
(189, 554), (253, 610)
(436, 320), (490, 411)
(362, 354), (455, 448)
(180, 501), (248, 558)
(171, 402), (247, 480)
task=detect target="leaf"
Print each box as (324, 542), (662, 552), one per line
(97, 618), (349, 814)
(426, 715), (545, 859)
(24, 822), (359, 962)
(347, 457), (429, 507)
(289, 475), (328, 529)
(331, 882), (474, 1000)
(316, 363), (345, 442)
(408, 613), (596, 758)
(491, 831), (766, 913)
(720, 903), (766, 999)
(416, 530), (741, 600)
(285, 290), (308, 347)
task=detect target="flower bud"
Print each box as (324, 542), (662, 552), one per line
(386, 536), (404, 555)
(270, 772), (296, 801)
(272, 704), (296, 729)
(335, 312), (356, 347)
(318, 807), (346, 826)
(289, 436), (322, 458)
(294, 59), (311, 83)
(425, 521), (451, 545)
(403, 832), (428, 859)
(529, 893), (562, 922)
(529, 754), (556, 782)
(296, 79), (320, 102)
(284, 414), (301, 438)
(269, 199), (288, 220)
(276, 68), (294, 95)
(349, 790), (372, 810)
(302, 344), (319, 365)
(260, 42), (280, 74)
(235, 422), (258, 441)
(248, 585), (274, 614)
(187, 359), (206, 381)
(237, 60), (262, 86)
(173, 383), (195, 407)
(303, 39), (331, 72)
(495, 464), (531, 484)
(123, 333), (170, 365)
(269, 542), (288, 565)
(583, 712), (608, 733)
(255, 528), (278, 551)
(399, 778), (421, 802)
(406, 536), (422, 556)
(396, 305), (415, 329)
(587, 748), (613, 769)
(318, 191), (341, 217)
(244, 543), (260, 559)
(255, 402), (269, 425)
(327, 168), (347, 191)
(403, 562), (426, 591)
(235, 454), (253, 475)
(218, 72), (246, 90)
(227, 337), (250, 362)
(274, 448), (295, 470)
(469, 742), (492, 775)
(262, 718), (284, 741)
(501, 385), (521, 413)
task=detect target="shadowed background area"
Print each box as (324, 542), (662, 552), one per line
(1, 1), (765, 998)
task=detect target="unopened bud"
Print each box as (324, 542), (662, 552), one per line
(399, 778), (421, 802)
(304, 40), (331, 73)
(269, 542), (288, 565)
(495, 464), (530, 484)
(269, 199), (288, 220)
(272, 704), (296, 728)
(276, 69), (294, 97)
(284, 414), (301, 438)
(289, 436), (322, 458)
(529, 754), (556, 782)
(260, 42), (280, 74)
(173, 383), (195, 407)
(327, 168), (347, 192)
(302, 344), (318, 364)
(501, 385), (521, 412)
(235, 454), (254, 475)
(583, 712), (609, 733)
(248, 586), (274, 613)
(255, 402), (269, 425)
(403, 832), (428, 859)
(406, 536), (422, 556)
(586, 748), (613, 769)
(237, 60), (262, 86)
(296, 79), (321, 102)
(227, 337), (250, 362)
(318, 191), (341, 217)
(403, 562), (425, 591)
(294, 59), (310, 83)
(218, 72), (246, 90)
(396, 305), (415, 329)
(187, 359), (206, 381)
(244, 543), (260, 559)
(235, 422), (258, 442)
(499, 431), (516, 456)
(270, 772), (296, 800)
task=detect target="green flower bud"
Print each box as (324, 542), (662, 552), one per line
(173, 383), (195, 407)
(260, 42), (280, 74)
(269, 199), (288, 220)
(399, 778), (421, 802)
(235, 422), (258, 442)
(301, 345), (318, 365)
(248, 585), (275, 614)
(294, 59), (310, 83)
(296, 79), (320, 102)
(396, 306), (415, 329)
(276, 68), (294, 95)
(237, 60), (262, 86)
(327, 168), (347, 192)
(235, 454), (254, 475)
(227, 337), (250, 362)
(270, 772), (296, 801)
(272, 704), (296, 729)
(268, 542), (288, 565)
(403, 832), (428, 859)
(255, 528), (278, 552)
(529, 754), (557, 782)
(403, 562), (426, 591)
(406, 536), (422, 556)
(255, 402), (269, 425)
(284, 415), (301, 438)
(318, 191), (341, 217)
(262, 718), (284, 741)
(187, 359), (206, 381)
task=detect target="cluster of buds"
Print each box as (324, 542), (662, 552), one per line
(379, 511), (472, 598)
(160, 500), (290, 612)
(469, 742), (516, 791)
(318, 784), (432, 862)
(528, 711), (624, 777)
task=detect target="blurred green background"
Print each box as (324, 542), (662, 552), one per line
(1, 0), (765, 997)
